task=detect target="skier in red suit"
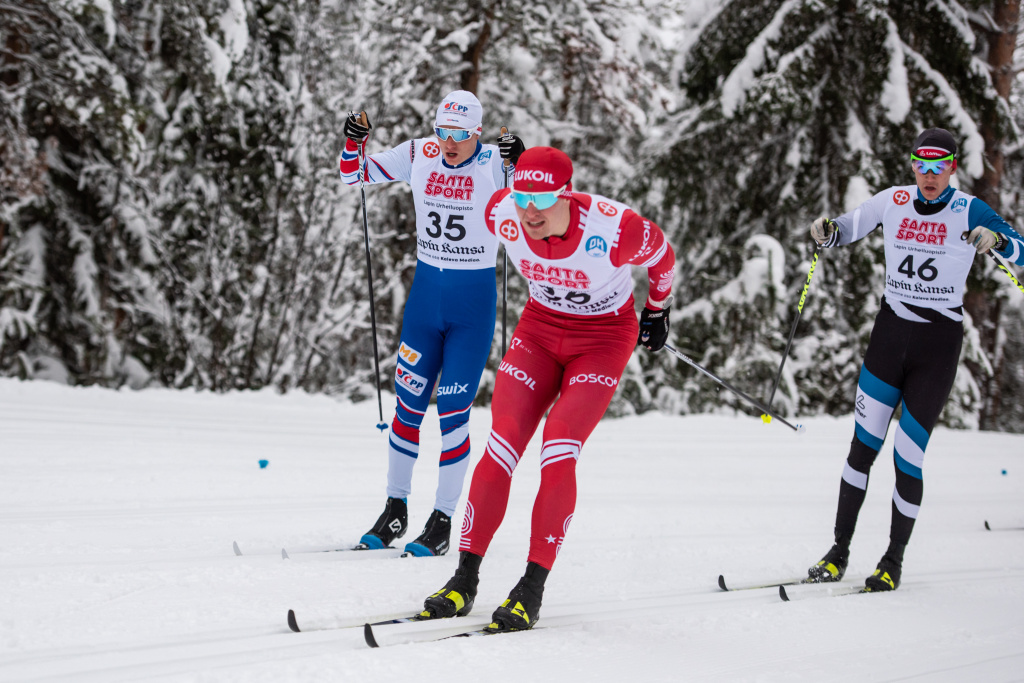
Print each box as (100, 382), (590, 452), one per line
(420, 146), (677, 632)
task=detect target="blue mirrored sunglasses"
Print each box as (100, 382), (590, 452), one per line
(512, 189), (561, 210)
(434, 127), (475, 142)
(910, 154), (955, 175)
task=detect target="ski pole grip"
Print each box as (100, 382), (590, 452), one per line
(357, 111), (369, 128)
(500, 126), (510, 168)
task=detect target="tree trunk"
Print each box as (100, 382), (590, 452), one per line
(963, 0), (1019, 430)
(459, 8), (493, 95)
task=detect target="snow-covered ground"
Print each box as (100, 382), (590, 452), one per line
(1, 377), (1022, 682)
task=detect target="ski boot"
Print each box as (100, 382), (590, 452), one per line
(806, 536), (850, 583)
(357, 497), (407, 549)
(864, 544), (905, 591)
(488, 562), (548, 632)
(403, 509), (451, 557)
(422, 551), (482, 618)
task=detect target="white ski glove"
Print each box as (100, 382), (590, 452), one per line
(810, 217), (839, 248)
(967, 227), (1007, 254)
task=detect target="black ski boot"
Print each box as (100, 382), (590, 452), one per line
(865, 543), (905, 591)
(807, 534), (851, 583)
(422, 551), (482, 618)
(358, 497), (408, 549)
(403, 509), (452, 557)
(488, 562), (548, 632)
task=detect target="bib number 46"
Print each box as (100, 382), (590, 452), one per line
(426, 212), (466, 241)
(897, 255), (938, 281)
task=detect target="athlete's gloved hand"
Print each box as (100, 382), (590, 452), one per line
(638, 306), (670, 352)
(344, 112), (372, 143)
(498, 133), (525, 165)
(967, 226), (1007, 254)
(810, 217), (840, 248)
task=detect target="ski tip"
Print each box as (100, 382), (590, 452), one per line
(984, 520), (992, 530)
(281, 548), (290, 559)
(717, 575), (728, 591)
(779, 585), (790, 602)
(287, 609), (301, 633)
(232, 541), (242, 556)
(364, 623), (380, 648)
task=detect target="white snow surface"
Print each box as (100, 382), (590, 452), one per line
(1, 377), (1022, 682)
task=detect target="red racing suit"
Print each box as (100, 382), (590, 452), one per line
(458, 189), (675, 569)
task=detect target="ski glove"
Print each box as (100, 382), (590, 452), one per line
(638, 306), (670, 352)
(967, 226), (1007, 254)
(811, 217), (840, 248)
(344, 112), (372, 143)
(498, 133), (525, 165)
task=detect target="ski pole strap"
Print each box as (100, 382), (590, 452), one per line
(663, 343), (805, 433)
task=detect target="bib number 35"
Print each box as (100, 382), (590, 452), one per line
(897, 255), (938, 281)
(426, 212), (466, 241)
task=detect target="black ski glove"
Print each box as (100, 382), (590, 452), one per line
(497, 133), (525, 165)
(344, 112), (372, 143)
(638, 306), (670, 352)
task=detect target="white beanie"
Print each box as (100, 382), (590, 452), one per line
(435, 90), (483, 134)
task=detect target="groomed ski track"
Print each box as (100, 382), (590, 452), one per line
(1, 379), (1022, 681)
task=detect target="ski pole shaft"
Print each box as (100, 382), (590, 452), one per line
(763, 247), (821, 418)
(989, 251), (1024, 294)
(356, 111), (387, 432)
(500, 126), (510, 356)
(961, 230), (1024, 295)
(663, 343), (805, 433)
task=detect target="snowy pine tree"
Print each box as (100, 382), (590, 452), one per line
(0, 0), (160, 386)
(634, 0), (1020, 427)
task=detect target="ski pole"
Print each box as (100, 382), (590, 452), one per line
(500, 126), (510, 356)
(663, 343), (806, 433)
(762, 247), (821, 424)
(989, 252), (1024, 294)
(961, 230), (1024, 295)
(355, 111), (388, 432)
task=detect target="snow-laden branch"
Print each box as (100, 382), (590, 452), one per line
(719, 0), (803, 118)
(901, 44), (985, 177)
(880, 18), (911, 124)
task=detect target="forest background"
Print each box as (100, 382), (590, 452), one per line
(2, 0), (1023, 430)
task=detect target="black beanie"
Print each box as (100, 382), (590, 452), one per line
(912, 128), (957, 159)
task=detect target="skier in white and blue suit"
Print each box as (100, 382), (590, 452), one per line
(340, 91), (524, 557)
(806, 128), (1024, 591)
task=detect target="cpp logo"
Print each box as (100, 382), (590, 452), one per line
(444, 102), (469, 113)
(478, 150), (493, 165)
(396, 365), (428, 397)
(499, 219), (520, 241)
(596, 201), (618, 217)
(586, 235), (608, 257)
(893, 190), (910, 206)
(423, 141), (440, 158)
(951, 197), (968, 213)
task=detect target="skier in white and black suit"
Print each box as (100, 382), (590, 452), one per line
(807, 128), (1024, 591)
